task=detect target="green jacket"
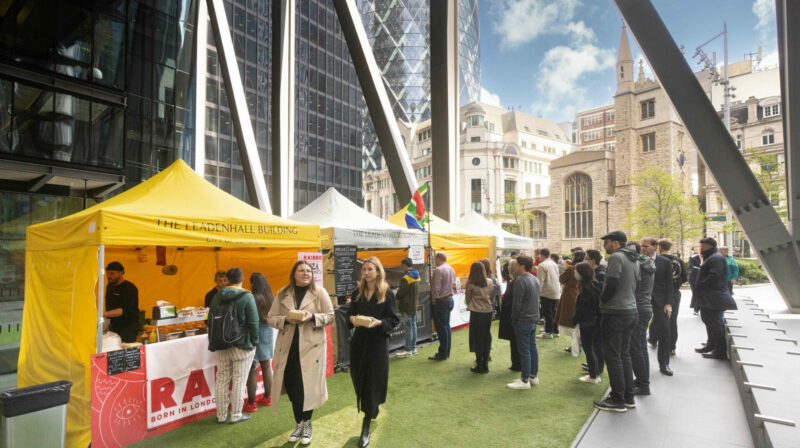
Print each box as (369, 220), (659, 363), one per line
(210, 286), (259, 350)
(396, 268), (420, 315)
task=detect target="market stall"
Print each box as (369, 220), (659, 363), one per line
(18, 160), (322, 448)
(455, 210), (534, 254)
(389, 207), (492, 329)
(290, 188), (432, 365)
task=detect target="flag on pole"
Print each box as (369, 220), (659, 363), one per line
(405, 182), (429, 231)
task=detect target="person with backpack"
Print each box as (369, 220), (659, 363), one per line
(480, 258), (501, 316)
(656, 239), (688, 356)
(268, 260), (335, 445)
(207, 267), (259, 424)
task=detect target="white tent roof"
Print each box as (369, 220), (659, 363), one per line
(290, 187), (428, 248)
(455, 210), (534, 250)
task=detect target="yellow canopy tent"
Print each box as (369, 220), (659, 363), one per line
(18, 160), (320, 448)
(389, 206), (492, 277)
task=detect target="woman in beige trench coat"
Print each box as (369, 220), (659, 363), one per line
(268, 260), (334, 445)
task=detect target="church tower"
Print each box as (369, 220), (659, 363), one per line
(616, 24), (634, 95)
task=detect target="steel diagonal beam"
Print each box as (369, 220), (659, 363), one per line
(207, 0), (271, 213)
(777, 0), (800, 238)
(614, 0), (800, 311)
(334, 0), (418, 206)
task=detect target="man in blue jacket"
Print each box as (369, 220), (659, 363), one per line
(694, 238), (737, 360)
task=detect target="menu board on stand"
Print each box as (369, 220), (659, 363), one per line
(333, 245), (358, 297)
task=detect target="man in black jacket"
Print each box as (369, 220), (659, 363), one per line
(658, 239), (687, 355)
(649, 242), (676, 376)
(694, 238), (738, 360)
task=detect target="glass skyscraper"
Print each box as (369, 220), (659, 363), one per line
(358, 0), (481, 170)
(203, 0), (364, 211)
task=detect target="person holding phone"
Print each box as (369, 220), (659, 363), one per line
(268, 261), (334, 446)
(347, 257), (400, 447)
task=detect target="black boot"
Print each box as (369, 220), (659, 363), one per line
(470, 355), (484, 373)
(360, 417), (371, 447)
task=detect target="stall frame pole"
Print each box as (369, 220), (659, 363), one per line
(96, 244), (105, 353)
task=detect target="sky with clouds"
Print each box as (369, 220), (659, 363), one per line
(478, 0), (779, 123)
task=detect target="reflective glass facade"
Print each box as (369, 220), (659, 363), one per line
(0, 0), (197, 374)
(358, 0), (481, 170)
(293, 0), (365, 210)
(203, 0), (364, 210)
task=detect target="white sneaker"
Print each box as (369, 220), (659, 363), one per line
(507, 378), (531, 390)
(579, 375), (601, 384)
(301, 420), (312, 445)
(553, 333), (560, 338)
(395, 350), (411, 358)
(288, 421), (304, 443)
(537, 333), (553, 339)
(411, 349), (418, 356)
(530, 376), (540, 386)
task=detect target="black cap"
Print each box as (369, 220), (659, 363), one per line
(401, 257), (414, 267)
(106, 261), (124, 272)
(601, 230), (627, 243)
(510, 250), (520, 256)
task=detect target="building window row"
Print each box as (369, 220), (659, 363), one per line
(581, 111), (614, 128)
(503, 156), (518, 169)
(467, 115), (484, 127)
(763, 104), (780, 118)
(417, 128), (432, 142)
(762, 131), (775, 146)
(582, 129), (603, 143)
(416, 165), (431, 179)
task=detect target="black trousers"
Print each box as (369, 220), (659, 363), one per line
(670, 293), (681, 351)
(701, 309), (727, 357)
(540, 297), (558, 334)
(651, 307), (672, 367)
(284, 327), (313, 423)
(580, 324), (601, 378)
(601, 313), (637, 403)
(509, 333), (520, 369)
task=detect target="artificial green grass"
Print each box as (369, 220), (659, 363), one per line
(132, 322), (605, 448)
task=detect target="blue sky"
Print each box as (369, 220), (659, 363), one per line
(477, 0), (779, 123)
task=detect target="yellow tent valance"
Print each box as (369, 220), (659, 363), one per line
(26, 160), (319, 250)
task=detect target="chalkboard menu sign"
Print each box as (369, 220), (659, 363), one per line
(106, 350), (126, 375)
(334, 245), (358, 297)
(106, 348), (142, 375)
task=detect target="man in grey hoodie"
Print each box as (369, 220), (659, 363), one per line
(507, 255), (542, 390)
(593, 231), (639, 413)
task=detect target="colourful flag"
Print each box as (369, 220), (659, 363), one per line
(405, 182), (429, 231)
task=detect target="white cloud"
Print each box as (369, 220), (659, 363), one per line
(480, 87), (502, 106)
(755, 49), (779, 70)
(530, 43), (616, 120)
(752, 0), (775, 43)
(493, 0), (582, 47)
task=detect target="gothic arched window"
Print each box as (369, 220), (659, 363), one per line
(564, 173), (593, 239)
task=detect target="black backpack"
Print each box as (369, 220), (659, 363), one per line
(207, 292), (248, 351)
(666, 254), (688, 291)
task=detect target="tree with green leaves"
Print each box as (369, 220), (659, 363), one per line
(626, 166), (705, 253)
(745, 145), (786, 222)
(494, 191), (529, 236)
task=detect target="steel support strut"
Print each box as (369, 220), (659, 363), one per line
(777, 0), (800, 239)
(430, 0), (460, 222)
(333, 0), (418, 206)
(271, 0), (295, 217)
(614, 0), (800, 311)
(207, 0), (271, 212)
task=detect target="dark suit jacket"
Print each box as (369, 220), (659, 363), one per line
(650, 254), (674, 308)
(695, 248), (738, 311)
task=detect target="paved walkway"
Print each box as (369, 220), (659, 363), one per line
(573, 288), (754, 448)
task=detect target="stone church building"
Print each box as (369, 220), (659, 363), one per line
(525, 25), (698, 255)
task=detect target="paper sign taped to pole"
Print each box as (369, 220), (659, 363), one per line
(408, 246), (425, 264)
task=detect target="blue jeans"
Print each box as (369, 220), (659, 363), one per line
(403, 312), (417, 352)
(432, 297), (454, 357)
(630, 310), (652, 389)
(514, 320), (538, 381)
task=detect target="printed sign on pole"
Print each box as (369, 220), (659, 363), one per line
(298, 252), (324, 287)
(408, 245), (425, 264)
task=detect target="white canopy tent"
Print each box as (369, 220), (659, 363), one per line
(290, 187), (428, 248)
(455, 210), (534, 250)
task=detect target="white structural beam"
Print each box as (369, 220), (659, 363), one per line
(207, 0), (271, 212)
(271, 0), (295, 217)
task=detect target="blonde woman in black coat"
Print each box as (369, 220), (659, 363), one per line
(347, 256), (400, 447)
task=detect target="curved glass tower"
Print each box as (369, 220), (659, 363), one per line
(359, 0), (481, 170)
